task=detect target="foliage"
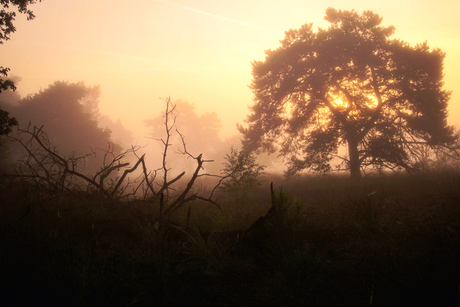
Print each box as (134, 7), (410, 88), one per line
(220, 146), (265, 192)
(0, 0), (39, 141)
(239, 8), (457, 178)
(0, 0), (39, 43)
(0, 0), (41, 91)
(1, 171), (459, 305)
(1, 81), (119, 174)
(216, 148), (266, 229)
(0, 106), (17, 143)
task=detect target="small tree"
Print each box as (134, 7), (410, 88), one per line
(239, 8), (457, 178)
(221, 146), (265, 192)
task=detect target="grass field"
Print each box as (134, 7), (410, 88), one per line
(1, 171), (459, 306)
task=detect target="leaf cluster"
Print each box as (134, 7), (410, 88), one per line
(0, 0), (39, 42)
(0, 1), (41, 132)
(0, 106), (17, 142)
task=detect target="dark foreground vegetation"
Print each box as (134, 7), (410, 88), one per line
(0, 5), (459, 306)
(1, 171), (459, 306)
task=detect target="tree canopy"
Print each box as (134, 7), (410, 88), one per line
(1, 81), (120, 174)
(239, 8), (457, 178)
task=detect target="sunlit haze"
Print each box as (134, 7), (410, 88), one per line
(1, 0), (459, 141)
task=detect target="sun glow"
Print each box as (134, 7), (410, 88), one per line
(333, 98), (348, 108)
(0, 0), (459, 140)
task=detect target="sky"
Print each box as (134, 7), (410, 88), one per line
(1, 0), (459, 141)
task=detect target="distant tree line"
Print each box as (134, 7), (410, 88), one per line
(0, 81), (131, 174)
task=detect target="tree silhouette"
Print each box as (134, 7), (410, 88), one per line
(239, 8), (457, 178)
(145, 100), (225, 173)
(0, 0), (40, 91)
(0, 1), (41, 138)
(0, 107), (17, 143)
(2, 81), (120, 174)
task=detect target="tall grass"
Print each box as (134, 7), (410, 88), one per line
(1, 171), (459, 306)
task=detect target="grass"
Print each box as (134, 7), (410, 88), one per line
(0, 171), (459, 306)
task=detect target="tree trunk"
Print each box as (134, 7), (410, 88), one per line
(347, 138), (361, 179)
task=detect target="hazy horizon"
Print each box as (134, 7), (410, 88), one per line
(1, 0), (459, 143)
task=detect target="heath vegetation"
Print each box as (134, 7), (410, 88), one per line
(0, 4), (459, 306)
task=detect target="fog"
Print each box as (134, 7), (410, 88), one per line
(0, 82), (270, 179)
(1, 3), (459, 305)
(1, 0), (459, 142)
(1, 0), (459, 177)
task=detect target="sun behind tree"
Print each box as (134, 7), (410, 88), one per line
(239, 8), (457, 178)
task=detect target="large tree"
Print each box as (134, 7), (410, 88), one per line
(239, 8), (457, 178)
(1, 81), (120, 174)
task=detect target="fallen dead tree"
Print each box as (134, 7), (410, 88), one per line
(4, 97), (232, 226)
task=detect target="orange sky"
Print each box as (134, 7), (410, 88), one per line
(1, 0), (459, 141)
